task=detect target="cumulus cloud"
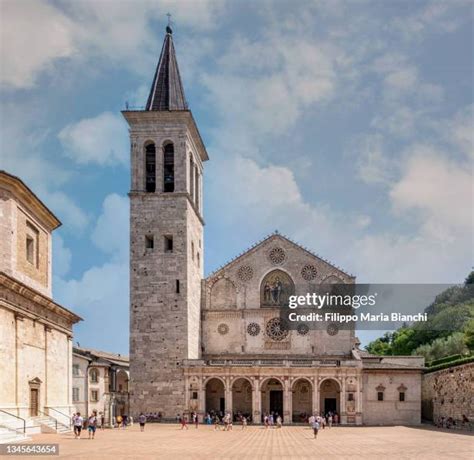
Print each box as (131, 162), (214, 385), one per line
(390, 145), (473, 239)
(54, 193), (129, 351)
(0, 0), (74, 88)
(52, 234), (72, 278)
(58, 112), (129, 166)
(1, 0), (226, 90)
(42, 190), (89, 233)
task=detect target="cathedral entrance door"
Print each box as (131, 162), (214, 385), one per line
(324, 398), (337, 415)
(269, 390), (283, 418)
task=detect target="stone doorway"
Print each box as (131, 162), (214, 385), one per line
(292, 378), (313, 423)
(319, 379), (340, 417)
(261, 378), (284, 421)
(231, 378), (252, 421)
(205, 378), (225, 415)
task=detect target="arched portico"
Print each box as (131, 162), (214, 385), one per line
(319, 378), (341, 416)
(231, 378), (253, 421)
(205, 378), (225, 414)
(260, 377), (284, 421)
(292, 378), (313, 423)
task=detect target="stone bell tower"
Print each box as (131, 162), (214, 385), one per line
(123, 25), (208, 417)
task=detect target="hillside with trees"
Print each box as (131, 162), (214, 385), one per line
(365, 271), (474, 366)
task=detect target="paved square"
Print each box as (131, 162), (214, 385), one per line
(20, 424), (473, 459)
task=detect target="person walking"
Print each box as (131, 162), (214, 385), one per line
(276, 415), (282, 428)
(328, 414), (333, 428)
(88, 412), (97, 439)
(100, 412), (105, 430)
(138, 413), (146, 432)
(180, 414), (188, 430)
(213, 414), (221, 431)
(73, 412), (84, 439)
(312, 417), (320, 439)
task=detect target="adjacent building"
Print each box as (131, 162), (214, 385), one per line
(125, 28), (425, 425)
(0, 170), (81, 432)
(72, 347), (129, 424)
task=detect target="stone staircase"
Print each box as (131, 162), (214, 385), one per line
(0, 426), (29, 445)
(33, 417), (71, 434)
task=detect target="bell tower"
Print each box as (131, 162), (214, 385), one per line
(123, 25), (208, 417)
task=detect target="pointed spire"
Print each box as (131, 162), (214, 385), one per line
(146, 25), (188, 111)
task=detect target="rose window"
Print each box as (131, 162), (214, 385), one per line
(326, 323), (339, 336)
(301, 264), (317, 281)
(268, 247), (286, 265)
(265, 317), (289, 341)
(237, 265), (254, 282)
(297, 323), (310, 336)
(247, 322), (261, 336)
(217, 323), (229, 335)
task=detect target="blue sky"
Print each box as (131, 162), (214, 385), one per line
(1, 0), (473, 354)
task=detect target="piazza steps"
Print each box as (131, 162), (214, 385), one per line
(0, 426), (29, 445)
(33, 417), (71, 434)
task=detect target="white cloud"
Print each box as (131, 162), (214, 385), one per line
(390, 145), (473, 240)
(448, 105), (474, 159)
(355, 134), (395, 185)
(1, 0), (226, 90)
(0, 0), (74, 88)
(52, 234), (72, 278)
(42, 190), (89, 233)
(91, 194), (129, 261)
(58, 112), (129, 166)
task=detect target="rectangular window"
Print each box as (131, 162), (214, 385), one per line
(176, 280), (180, 294)
(377, 392), (384, 401)
(72, 388), (79, 402)
(197, 252), (200, 268)
(26, 236), (34, 264)
(72, 364), (79, 376)
(145, 235), (154, 249)
(399, 392), (405, 402)
(348, 393), (354, 401)
(91, 390), (99, 402)
(164, 235), (173, 252)
(192, 391), (198, 400)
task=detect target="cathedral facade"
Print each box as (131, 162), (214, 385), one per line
(125, 27), (424, 425)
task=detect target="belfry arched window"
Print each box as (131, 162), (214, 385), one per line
(145, 142), (156, 192)
(189, 156), (195, 200)
(163, 142), (174, 192)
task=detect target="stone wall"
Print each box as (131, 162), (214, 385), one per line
(363, 370), (422, 425)
(422, 362), (473, 422)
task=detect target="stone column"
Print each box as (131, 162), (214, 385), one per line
(340, 377), (347, 425)
(356, 373), (363, 425)
(225, 377), (232, 414)
(198, 378), (206, 415)
(252, 378), (260, 424)
(284, 379), (292, 424)
(312, 377), (319, 415)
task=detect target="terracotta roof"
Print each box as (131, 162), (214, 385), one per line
(146, 26), (187, 111)
(74, 346), (129, 365)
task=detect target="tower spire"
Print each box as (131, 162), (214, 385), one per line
(145, 23), (188, 111)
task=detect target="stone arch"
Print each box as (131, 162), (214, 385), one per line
(162, 140), (174, 192)
(260, 377), (284, 422)
(231, 378), (253, 421)
(292, 378), (313, 423)
(144, 140), (156, 193)
(260, 269), (295, 307)
(205, 378), (226, 414)
(319, 378), (341, 417)
(210, 277), (237, 309)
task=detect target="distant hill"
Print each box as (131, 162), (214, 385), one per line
(365, 271), (474, 364)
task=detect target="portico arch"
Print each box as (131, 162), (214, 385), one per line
(319, 378), (341, 416)
(205, 378), (225, 415)
(231, 378), (253, 421)
(292, 378), (313, 423)
(260, 377), (284, 421)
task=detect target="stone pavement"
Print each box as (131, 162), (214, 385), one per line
(18, 424), (474, 459)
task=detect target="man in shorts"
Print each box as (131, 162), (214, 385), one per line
(73, 412), (84, 439)
(88, 411), (97, 439)
(312, 417), (320, 439)
(138, 413), (146, 432)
